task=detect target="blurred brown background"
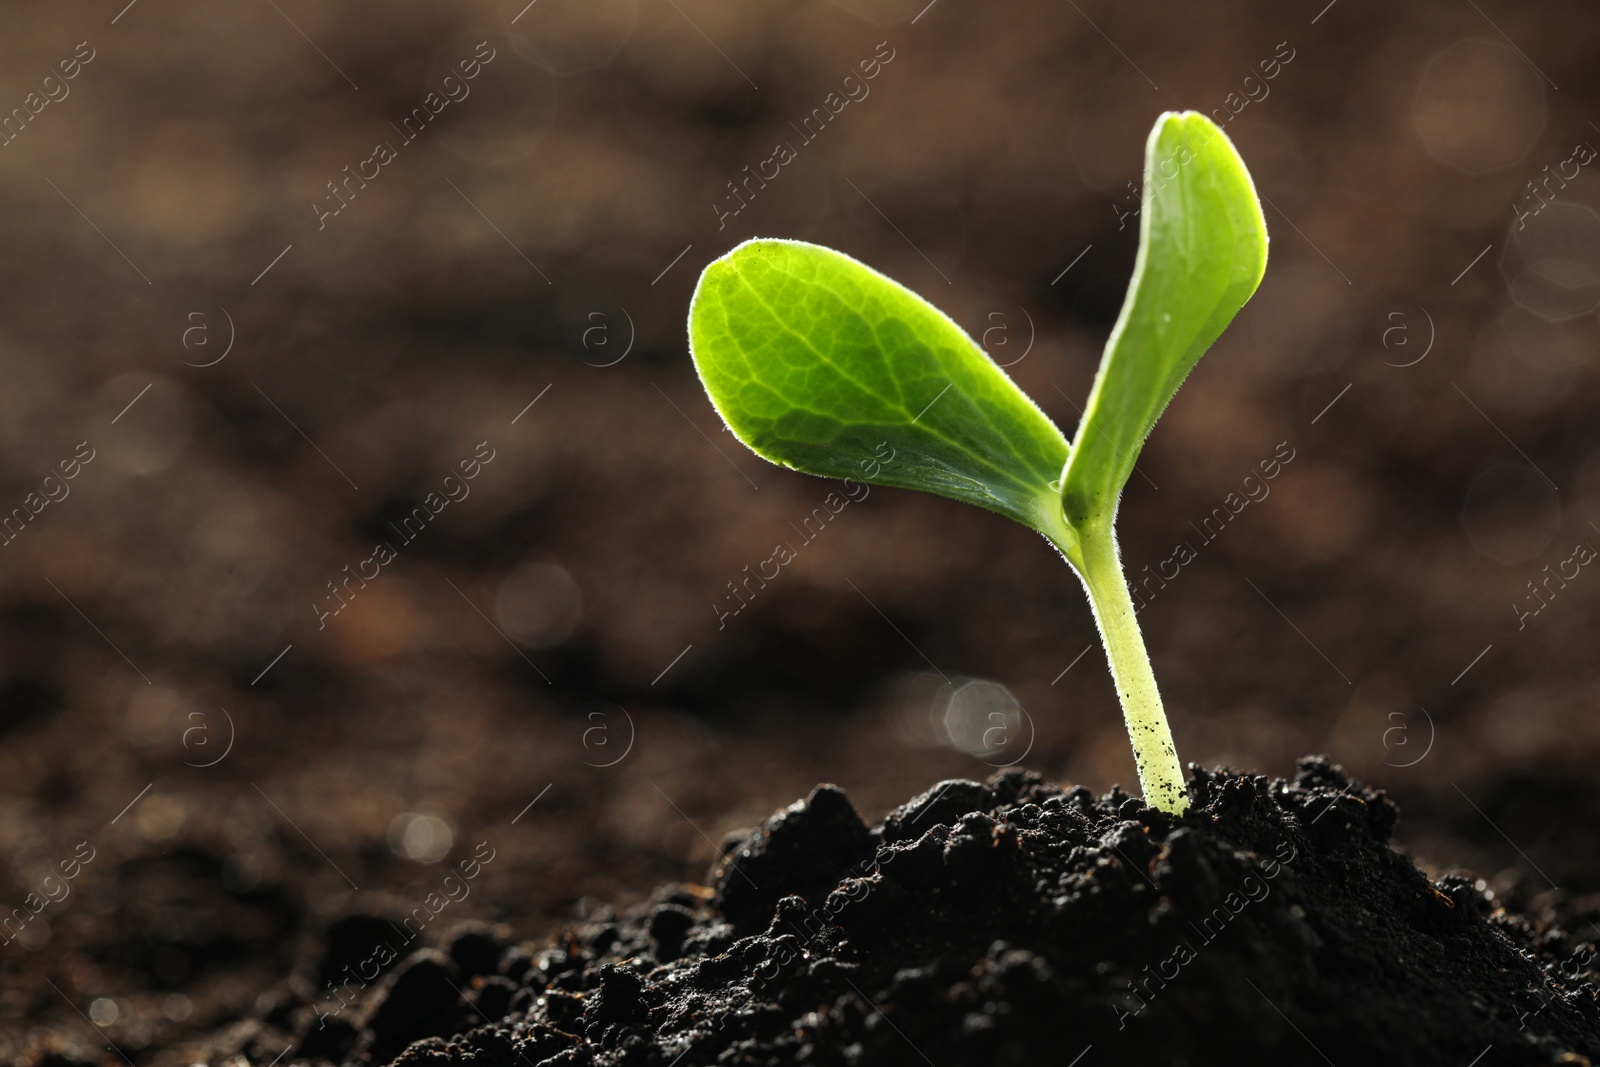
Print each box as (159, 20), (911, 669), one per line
(1, 0), (1598, 1061)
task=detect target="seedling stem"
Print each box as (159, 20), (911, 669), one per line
(1047, 515), (1186, 813)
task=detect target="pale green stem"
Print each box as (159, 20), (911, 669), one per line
(1044, 513), (1188, 814)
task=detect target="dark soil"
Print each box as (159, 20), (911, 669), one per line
(199, 759), (1600, 1067)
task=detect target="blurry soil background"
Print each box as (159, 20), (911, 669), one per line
(2, 0), (1599, 1062)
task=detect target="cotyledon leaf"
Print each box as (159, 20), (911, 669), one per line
(1059, 111), (1269, 529)
(689, 238), (1070, 534)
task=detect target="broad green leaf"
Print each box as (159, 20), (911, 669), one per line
(689, 239), (1070, 533)
(1058, 111), (1269, 528)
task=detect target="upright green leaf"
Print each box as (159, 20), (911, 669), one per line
(689, 239), (1070, 533)
(1058, 111), (1269, 527)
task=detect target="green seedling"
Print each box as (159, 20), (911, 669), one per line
(686, 112), (1268, 813)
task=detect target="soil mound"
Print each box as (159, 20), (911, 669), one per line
(211, 758), (1600, 1066)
